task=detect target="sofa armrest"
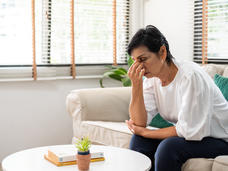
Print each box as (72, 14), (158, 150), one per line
(66, 87), (131, 122)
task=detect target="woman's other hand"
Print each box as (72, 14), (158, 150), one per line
(125, 119), (146, 136)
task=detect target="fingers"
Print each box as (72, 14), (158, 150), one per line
(128, 61), (140, 75)
(125, 120), (131, 129)
(125, 120), (135, 133)
(128, 119), (134, 125)
(136, 64), (143, 76)
(128, 62), (144, 80)
(125, 120), (146, 136)
(139, 68), (145, 78)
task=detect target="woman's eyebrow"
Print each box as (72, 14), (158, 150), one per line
(135, 53), (146, 59)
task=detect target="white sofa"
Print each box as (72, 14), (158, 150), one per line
(66, 64), (228, 171)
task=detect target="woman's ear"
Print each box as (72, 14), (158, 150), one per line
(159, 45), (167, 62)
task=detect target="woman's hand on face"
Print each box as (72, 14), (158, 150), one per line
(128, 61), (145, 86)
(125, 119), (146, 136)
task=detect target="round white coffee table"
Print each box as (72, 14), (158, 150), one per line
(2, 144), (151, 171)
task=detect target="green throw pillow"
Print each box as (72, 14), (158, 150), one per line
(149, 113), (174, 128)
(214, 74), (228, 101)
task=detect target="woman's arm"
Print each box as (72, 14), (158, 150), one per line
(128, 62), (147, 127)
(143, 126), (178, 139)
(126, 120), (178, 139)
(129, 82), (148, 127)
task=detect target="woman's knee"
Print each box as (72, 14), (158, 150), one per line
(129, 134), (162, 153)
(154, 137), (185, 170)
(129, 134), (145, 151)
(155, 137), (183, 158)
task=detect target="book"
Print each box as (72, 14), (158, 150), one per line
(47, 147), (104, 162)
(44, 154), (105, 167)
(44, 146), (105, 166)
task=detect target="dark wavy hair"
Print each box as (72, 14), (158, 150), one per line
(127, 25), (174, 65)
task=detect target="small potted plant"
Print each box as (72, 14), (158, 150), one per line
(75, 137), (91, 171)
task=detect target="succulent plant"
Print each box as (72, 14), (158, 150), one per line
(75, 137), (91, 152)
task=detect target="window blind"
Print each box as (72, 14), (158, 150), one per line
(74, 0), (130, 64)
(194, 0), (228, 64)
(34, 0), (73, 78)
(0, 0), (130, 80)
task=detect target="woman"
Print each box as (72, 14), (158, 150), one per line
(125, 25), (228, 171)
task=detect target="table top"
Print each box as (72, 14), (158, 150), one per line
(2, 144), (151, 171)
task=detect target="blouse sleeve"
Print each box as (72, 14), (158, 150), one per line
(175, 72), (211, 140)
(143, 78), (158, 125)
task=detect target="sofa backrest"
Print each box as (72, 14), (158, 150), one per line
(201, 64), (228, 78)
(69, 87), (131, 122)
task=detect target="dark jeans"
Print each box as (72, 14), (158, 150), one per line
(129, 135), (228, 171)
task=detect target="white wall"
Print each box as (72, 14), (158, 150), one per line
(143, 0), (194, 61)
(0, 78), (121, 162)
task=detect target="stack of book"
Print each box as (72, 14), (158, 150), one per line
(44, 146), (105, 166)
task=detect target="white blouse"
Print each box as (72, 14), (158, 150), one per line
(143, 60), (228, 141)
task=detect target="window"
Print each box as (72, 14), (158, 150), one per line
(193, 0), (228, 64)
(0, 0), (130, 80)
(74, 0), (129, 64)
(36, 0), (72, 65)
(0, 0), (32, 65)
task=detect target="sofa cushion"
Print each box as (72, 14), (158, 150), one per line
(73, 121), (158, 148)
(214, 74), (228, 101)
(181, 158), (214, 171)
(77, 121), (132, 148)
(212, 156), (228, 171)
